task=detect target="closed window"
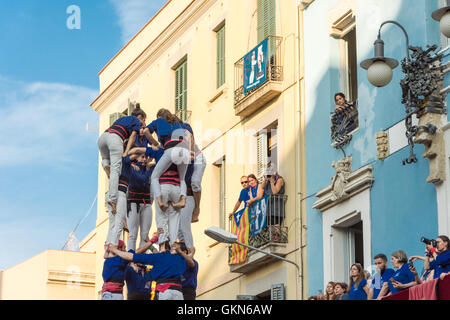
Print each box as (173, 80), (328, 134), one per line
(175, 59), (188, 121)
(216, 24), (226, 88)
(257, 0), (276, 43)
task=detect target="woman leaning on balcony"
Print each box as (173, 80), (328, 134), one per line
(261, 163), (285, 227)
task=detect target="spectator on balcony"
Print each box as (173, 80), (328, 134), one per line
(347, 263), (369, 300)
(376, 250), (417, 299)
(332, 92), (357, 135)
(324, 281), (336, 300)
(262, 163), (285, 227)
(334, 282), (349, 300)
(410, 235), (450, 281)
(368, 253), (395, 300)
(229, 176), (251, 219)
(246, 174), (265, 207)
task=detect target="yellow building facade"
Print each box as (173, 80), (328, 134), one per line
(0, 234), (96, 300)
(91, 0), (309, 300)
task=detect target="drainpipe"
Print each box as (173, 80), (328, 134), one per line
(295, 0), (304, 300)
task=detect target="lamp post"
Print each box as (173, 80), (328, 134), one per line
(204, 226), (302, 300)
(432, 1), (450, 38)
(360, 20), (447, 165)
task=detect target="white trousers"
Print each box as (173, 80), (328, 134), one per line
(126, 202), (153, 251)
(106, 190), (127, 246)
(155, 184), (181, 246)
(177, 196), (195, 248)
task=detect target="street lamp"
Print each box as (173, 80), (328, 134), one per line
(360, 20), (446, 165)
(204, 226), (302, 299)
(432, 1), (450, 38)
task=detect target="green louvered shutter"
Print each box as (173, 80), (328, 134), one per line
(257, 0), (276, 43)
(175, 60), (187, 121)
(216, 25), (225, 88)
(109, 112), (120, 126)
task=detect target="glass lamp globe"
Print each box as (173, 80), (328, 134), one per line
(440, 11), (450, 38)
(367, 61), (393, 87)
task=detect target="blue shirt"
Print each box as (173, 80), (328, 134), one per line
(430, 250), (450, 279)
(121, 156), (133, 180)
(348, 278), (367, 300)
(102, 250), (133, 282)
(134, 134), (149, 148)
(113, 116), (142, 136)
(238, 188), (250, 208)
(133, 252), (186, 280)
(146, 147), (178, 173)
(182, 259), (198, 289)
(128, 162), (153, 190)
(124, 265), (153, 294)
(388, 263), (416, 295)
(146, 118), (183, 146)
(371, 268), (395, 299)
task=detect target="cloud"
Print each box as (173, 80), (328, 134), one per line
(109, 0), (168, 44)
(0, 76), (99, 168)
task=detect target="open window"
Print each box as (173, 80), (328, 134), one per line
(328, 3), (358, 148)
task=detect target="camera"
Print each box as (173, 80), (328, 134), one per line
(421, 237), (437, 248)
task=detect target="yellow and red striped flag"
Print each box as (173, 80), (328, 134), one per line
(229, 207), (249, 264)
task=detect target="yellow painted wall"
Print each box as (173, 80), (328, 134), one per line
(92, 0), (304, 299)
(0, 250), (96, 300)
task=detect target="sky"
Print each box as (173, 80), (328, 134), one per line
(0, 0), (168, 270)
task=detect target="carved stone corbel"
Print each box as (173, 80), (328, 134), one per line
(414, 112), (446, 185)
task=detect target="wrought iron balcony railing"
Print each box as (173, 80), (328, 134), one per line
(330, 100), (359, 149)
(228, 194), (288, 265)
(176, 109), (192, 124)
(234, 36), (283, 107)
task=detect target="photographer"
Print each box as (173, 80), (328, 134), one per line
(410, 235), (450, 280)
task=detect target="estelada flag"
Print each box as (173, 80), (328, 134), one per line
(229, 207), (249, 264)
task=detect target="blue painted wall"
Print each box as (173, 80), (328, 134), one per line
(303, 0), (441, 296)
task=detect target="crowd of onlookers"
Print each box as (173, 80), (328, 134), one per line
(309, 235), (450, 300)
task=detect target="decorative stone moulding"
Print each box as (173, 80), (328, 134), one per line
(313, 156), (374, 212)
(376, 131), (389, 160)
(414, 112), (446, 185)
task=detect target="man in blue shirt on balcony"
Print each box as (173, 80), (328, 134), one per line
(229, 176), (251, 220)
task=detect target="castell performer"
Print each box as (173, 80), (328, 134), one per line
(97, 105), (147, 214)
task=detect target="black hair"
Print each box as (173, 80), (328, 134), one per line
(131, 103), (147, 119)
(334, 92), (346, 102)
(178, 241), (188, 254)
(438, 235), (450, 252)
(374, 253), (388, 262)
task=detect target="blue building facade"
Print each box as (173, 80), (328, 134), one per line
(302, 0), (449, 296)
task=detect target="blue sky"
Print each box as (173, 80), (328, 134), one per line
(0, 0), (167, 270)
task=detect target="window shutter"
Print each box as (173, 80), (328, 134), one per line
(109, 112), (120, 126)
(175, 60), (187, 121)
(271, 283), (285, 300)
(128, 100), (135, 116)
(258, 0), (276, 43)
(216, 25), (226, 88)
(257, 131), (268, 179)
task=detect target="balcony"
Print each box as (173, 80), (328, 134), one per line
(234, 36), (283, 117)
(228, 194), (288, 274)
(176, 109), (192, 123)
